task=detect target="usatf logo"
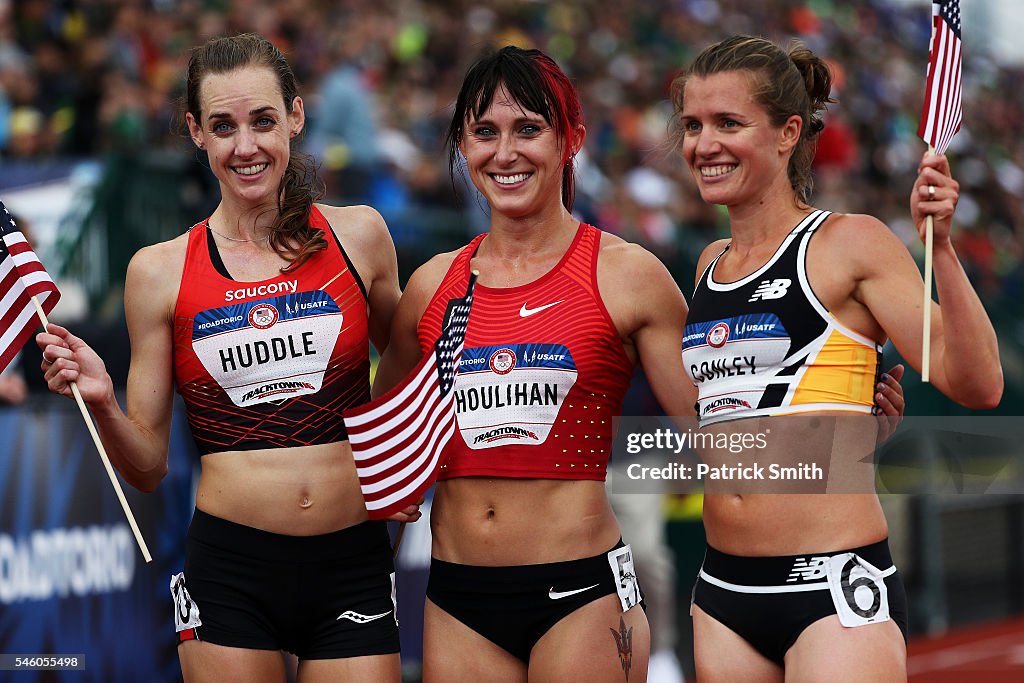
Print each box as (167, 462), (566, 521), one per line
(748, 278), (792, 302)
(489, 348), (517, 375)
(787, 556), (829, 582)
(248, 304), (279, 329)
(707, 322), (730, 348)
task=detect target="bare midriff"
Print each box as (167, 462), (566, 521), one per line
(430, 478), (620, 565)
(195, 441), (368, 535)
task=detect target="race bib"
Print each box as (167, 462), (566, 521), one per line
(453, 343), (577, 449)
(825, 553), (891, 628)
(191, 291), (343, 407)
(170, 572), (202, 632)
(607, 544), (641, 612)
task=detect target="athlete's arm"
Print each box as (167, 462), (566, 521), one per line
(824, 158), (1001, 408)
(598, 239), (696, 417)
(36, 241), (182, 491)
(372, 254), (453, 398)
(907, 154), (1002, 406)
(319, 204), (401, 355)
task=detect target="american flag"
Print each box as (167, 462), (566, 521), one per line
(345, 273), (476, 519)
(918, 0), (962, 155)
(0, 200), (60, 375)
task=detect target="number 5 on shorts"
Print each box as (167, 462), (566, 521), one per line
(607, 545), (641, 611)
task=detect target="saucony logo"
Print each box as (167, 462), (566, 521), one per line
(520, 300), (565, 318)
(336, 609), (392, 623)
(548, 583), (599, 600)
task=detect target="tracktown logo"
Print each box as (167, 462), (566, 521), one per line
(240, 381), (315, 403)
(224, 280), (298, 302)
(702, 397), (752, 414)
(787, 557), (829, 582)
(473, 426), (539, 444)
(748, 278), (791, 302)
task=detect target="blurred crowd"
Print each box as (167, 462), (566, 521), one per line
(2, 0), (1024, 312)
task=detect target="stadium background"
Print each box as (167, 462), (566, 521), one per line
(1, 0), (1023, 680)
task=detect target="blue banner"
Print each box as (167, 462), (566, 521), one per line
(0, 397), (196, 683)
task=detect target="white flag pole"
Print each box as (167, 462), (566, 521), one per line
(922, 144), (935, 384)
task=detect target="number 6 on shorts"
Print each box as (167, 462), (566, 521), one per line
(825, 553), (892, 628)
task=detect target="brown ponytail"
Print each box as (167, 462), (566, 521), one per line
(184, 33), (326, 270)
(671, 35), (836, 204)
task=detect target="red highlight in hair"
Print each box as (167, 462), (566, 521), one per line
(535, 56), (582, 168)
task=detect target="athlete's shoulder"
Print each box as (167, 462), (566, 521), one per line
(407, 248), (463, 298)
(814, 211), (902, 260)
(595, 233), (683, 304)
(596, 230), (663, 271)
(129, 232), (189, 278)
(316, 203), (391, 245)
(695, 237), (730, 273)
(126, 233), (189, 316)
(390, 247), (465, 341)
(817, 210), (889, 236)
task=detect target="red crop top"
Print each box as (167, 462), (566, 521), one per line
(172, 206), (370, 454)
(417, 223), (633, 481)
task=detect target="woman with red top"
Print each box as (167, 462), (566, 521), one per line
(375, 45), (678, 682)
(36, 33), (413, 682)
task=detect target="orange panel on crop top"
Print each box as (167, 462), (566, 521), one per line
(417, 223), (633, 481)
(172, 206), (370, 454)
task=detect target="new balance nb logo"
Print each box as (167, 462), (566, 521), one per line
(749, 278), (792, 302)
(787, 556), (829, 582)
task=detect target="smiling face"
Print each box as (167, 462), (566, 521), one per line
(186, 65), (304, 207)
(679, 71), (800, 208)
(459, 84), (583, 222)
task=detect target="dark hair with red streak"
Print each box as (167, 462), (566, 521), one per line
(446, 45), (583, 210)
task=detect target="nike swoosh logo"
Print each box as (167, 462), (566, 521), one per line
(336, 609), (392, 624)
(520, 300), (565, 317)
(548, 583), (600, 600)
